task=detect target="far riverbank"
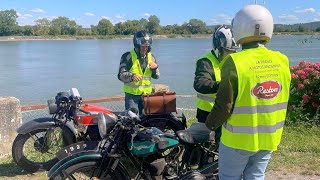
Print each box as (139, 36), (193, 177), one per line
(1, 33), (319, 42)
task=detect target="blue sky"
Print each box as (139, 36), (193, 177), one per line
(1, 0), (320, 27)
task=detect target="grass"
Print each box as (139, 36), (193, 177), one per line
(267, 126), (320, 175)
(1, 123), (319, 179)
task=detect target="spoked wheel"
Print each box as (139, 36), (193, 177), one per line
(49, 161), (130, 180)
(12, 127), (74, 172)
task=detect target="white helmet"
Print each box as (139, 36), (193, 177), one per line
(232, 4), (273, 45)
(212, 25), (238, 51)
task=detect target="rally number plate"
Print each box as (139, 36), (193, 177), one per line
(56, 141), (99, 160)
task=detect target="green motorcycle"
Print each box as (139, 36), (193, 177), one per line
(48, 110), (219, 180)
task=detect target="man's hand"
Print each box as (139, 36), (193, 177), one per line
(132, 74), (142, 82)
(149, 62), (158, 70)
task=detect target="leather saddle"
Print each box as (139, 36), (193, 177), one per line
(176, 122), (214, 144)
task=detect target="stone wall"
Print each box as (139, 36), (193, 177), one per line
(0, 97), (21, 156)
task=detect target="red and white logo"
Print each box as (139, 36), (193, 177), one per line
(251, 81), (282, 100)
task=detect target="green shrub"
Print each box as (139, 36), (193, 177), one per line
(287, 61), (320, 126)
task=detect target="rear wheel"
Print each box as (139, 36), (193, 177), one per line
(50, 161), (130, 180)
(12, 127), (74, 172)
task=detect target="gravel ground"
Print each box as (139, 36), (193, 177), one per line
(265, 170), (320, 180)
(0, 170), (319, 180)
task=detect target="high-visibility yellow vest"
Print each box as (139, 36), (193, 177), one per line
(123, 50), (152, 95)
(196, 52), (221, 112)
(221, 47), (291, 152)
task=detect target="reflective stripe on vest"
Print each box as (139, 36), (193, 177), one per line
(221, 47), (291, 152)
(232, 102), (288, 114)
(123, 50), (153, 95)
(223, 120), (285, 134)
(196, 52), (220, 112)
(197, 93), (216, 102)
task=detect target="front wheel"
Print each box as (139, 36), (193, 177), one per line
(12, 127), (74, 172)
(49, 161), (130, 180)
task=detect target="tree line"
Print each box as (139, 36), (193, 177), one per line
(0, 9), (212, 36)
(1, 9), (319, 37)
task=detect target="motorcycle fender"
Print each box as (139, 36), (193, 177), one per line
(16, 117), (76, 142)
(48, 151), (130, 178)
(48, 151), (102, 177)
(17, 117), (56, 134)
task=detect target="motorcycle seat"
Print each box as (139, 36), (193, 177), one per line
(176, 123), (214, 144)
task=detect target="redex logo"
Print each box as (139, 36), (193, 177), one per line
(251, 81), (281, 100)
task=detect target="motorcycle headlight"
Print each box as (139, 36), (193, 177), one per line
(97, 112), (117, 138)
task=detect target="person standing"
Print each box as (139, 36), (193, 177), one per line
(118, 30), (160, 115)
(194, 25), (238, 144)
(206, 4), (291, 180)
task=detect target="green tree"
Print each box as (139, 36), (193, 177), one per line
(77, 27), (92, 35)
(274, 25), (286, 32)
(90, 25), (98, 35)
(21, 25), (34, 36)
(298, 25), (307, 32)
(48, 26), (61, 35)
(114, 22), (126, 35)
(33, 18), (50, 36)
(119, 20), (140, 35)
(138, 18), (148, 29)
(315, 27), (320, 32)
(187, 19), (208, 34)
(0, 9), (18, 36)
(96, 19), (114, 35)
(146, 15), (160, 34)
(162, 25), (175, 34)
(50, 16), (78, 35)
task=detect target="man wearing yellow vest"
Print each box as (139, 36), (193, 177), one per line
(194, 25), (238, 144)
(118, 30), (160, 115)
(206, 4), (291, 180)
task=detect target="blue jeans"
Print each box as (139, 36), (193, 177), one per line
(125, 93), (144, 116)
(218, 142), (272, 180)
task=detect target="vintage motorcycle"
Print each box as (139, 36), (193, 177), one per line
(12, 88), (186, 173)
(47, 110), (219, 180)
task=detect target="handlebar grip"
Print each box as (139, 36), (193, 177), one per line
(128, 110), (141, 122)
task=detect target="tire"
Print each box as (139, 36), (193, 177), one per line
(12, 127), (75, 172)
(50, 160), (130, 180)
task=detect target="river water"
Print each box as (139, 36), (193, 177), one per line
(0, 35), (319, 105)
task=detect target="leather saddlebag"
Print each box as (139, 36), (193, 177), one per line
(143, 92), (177, 114)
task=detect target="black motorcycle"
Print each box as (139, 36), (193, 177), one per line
(47, 110), (218, 180)
(12, 88), (186, 173)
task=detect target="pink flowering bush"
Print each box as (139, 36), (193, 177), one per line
(287, 61), (320, 126)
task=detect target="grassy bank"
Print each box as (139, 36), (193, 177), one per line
(268, 126), (320, 175)
(1, 33), (318, 42)
(0, 34), (212, 41)
(0, 125), (319, 179)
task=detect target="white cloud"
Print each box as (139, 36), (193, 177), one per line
(143, 13), (151, 17)
(85, 12), (95, 17)
(17, 13), (33, 19)
(30, 8), (45, 13)
(115, 14), (125, 19)
(101, 16), (112, 20)
(208, 14), (233, 25)
(38, 16), (57, 20)
(278, 14), (299, 21)
(209, 19), (219, 25)
(24, 14), (33, 18)
(295, 8), (316, 13)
